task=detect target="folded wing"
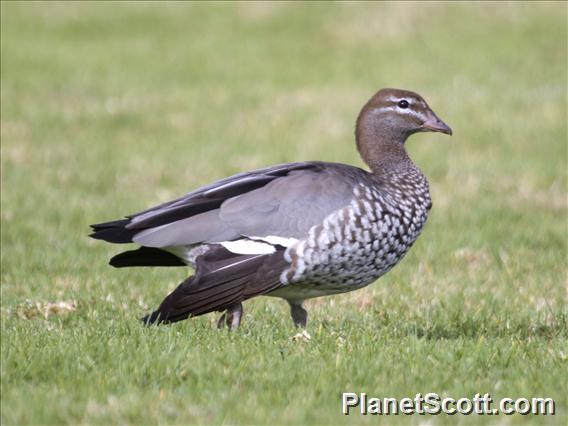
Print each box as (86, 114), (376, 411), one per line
(90, 161), (363, 264)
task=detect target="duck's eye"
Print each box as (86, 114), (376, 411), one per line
(398, 100), (409, 109)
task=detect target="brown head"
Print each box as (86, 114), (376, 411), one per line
(355, 88), (452, 172)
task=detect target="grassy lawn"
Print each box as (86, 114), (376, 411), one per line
(1, 2), (566, 424)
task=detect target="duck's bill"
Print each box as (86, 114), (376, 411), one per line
(422, 117), (453, 135)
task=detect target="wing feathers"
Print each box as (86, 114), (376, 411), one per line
(142, 247), (286, 324)
(132, 210), (236, 247)
(90, 219), (137, 243)
(90, 162), (319, 246)
(127, 198), (224, 230)
(202, 175), (276, 198)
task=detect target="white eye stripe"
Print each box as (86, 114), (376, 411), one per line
(386, 96), (428, 109)
(386, 96), (412, 104)
(373, 106), (427, 121)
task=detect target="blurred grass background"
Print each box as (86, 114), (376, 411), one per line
(1, 1), (566, 425)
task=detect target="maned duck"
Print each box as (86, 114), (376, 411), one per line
(90, 88), (452, 329)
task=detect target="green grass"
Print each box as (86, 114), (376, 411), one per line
(1, 2), (566, 424)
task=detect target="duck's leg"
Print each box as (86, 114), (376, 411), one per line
(288, 300), (308, 328)
(217, 302), (243, 330)
(216, 312), (226, 329)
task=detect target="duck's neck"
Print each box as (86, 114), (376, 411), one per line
(355, 119), (413, 175)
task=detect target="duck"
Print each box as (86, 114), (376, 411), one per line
(90, 88), (452, 329)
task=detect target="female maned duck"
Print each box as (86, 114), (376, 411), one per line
(91, 88), (452, 329)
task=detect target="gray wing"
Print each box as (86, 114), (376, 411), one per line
(91, 162), (314, 244)
(91, 162), (363, 248)
(218, 168), (355, 239)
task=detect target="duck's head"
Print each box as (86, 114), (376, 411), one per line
(355, 88), (452, 171)
(357, 88), (452, 140)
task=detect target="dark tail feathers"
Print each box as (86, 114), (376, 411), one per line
(110, 246), (186, 268)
